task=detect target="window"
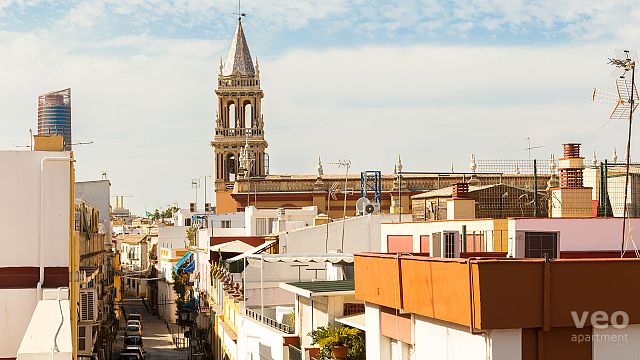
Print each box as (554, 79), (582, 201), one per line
(255, 218), (274, 235)
(78, 326), (86, 351)
(444, 232), (456, 258)
(525, 232), (558, 259)
(221, 220), (232, 228)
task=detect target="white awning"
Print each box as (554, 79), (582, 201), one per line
(246, 253), (353, 267)
(210, 240), (256, 253)
(225, 240), (276, 263)
(336, 313), (366, 331)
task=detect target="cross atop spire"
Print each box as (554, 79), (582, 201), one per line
(233, 0), (246, 20)
(223, 11), (255, 76)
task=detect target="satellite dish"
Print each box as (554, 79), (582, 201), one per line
(355, 197), (371, 214)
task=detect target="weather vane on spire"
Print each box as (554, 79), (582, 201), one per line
(234, 0), (246, 20)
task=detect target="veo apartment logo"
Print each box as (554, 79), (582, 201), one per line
(570, 310), (630, 343)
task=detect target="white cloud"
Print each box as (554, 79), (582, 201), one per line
(58, 0), (106, 28)
(3, 0), (639, 42)
(0, 1), (638, 213)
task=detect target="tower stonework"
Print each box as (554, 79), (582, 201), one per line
(212, 18), (268, 213)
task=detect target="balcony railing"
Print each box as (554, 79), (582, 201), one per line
(245, 308), (294, 334)
(215, 128), (263, 137)
(199, 292), (210, 313)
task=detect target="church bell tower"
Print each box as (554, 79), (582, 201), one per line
(212, 17), (268, 213)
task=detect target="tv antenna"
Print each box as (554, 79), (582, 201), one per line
(592, 49), (638, 257)
(69, 140), (94, 146)
(523, 137), (545, 161)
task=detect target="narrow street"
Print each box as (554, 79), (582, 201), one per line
(112, 298), (187, 360)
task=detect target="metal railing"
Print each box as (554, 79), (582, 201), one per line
(245, 308), (294, 334)
(288, 345), (303, 360)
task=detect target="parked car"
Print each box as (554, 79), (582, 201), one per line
(124, 336), (143, 350)
(118, 353), (140, 360)
(122, 345), (145, 359)
(125, 324), (141, 337)
(127, 319), (142, 329)
(127, 313), (143, 322)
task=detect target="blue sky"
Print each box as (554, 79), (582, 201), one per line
(0, 0), (638, 214)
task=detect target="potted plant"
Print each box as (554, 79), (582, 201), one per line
(310, 326), (363, 360)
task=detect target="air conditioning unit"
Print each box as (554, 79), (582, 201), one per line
(364, 202), (381, 215)
(80, 289), (97, 322)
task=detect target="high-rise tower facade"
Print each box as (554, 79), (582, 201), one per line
(212, 18), (268, 213)
(38, 88), (72, 151)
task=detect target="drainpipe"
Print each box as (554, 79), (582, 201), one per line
(38, 156), (72, 301)
(467, 258), (493, 360)
(53, 286), (69, 357)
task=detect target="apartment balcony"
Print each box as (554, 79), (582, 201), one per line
(245, 308), (294, 334)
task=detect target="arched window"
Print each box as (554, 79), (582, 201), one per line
(227, 153), (236, 182)
(244, 102), (253, 128)
(228, 103), (236, 128)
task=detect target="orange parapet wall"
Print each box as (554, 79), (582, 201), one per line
(355, 254), (640, 331)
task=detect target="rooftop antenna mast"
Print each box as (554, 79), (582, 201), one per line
(592, 49), (638, 257)
(523, 137), (545, 161)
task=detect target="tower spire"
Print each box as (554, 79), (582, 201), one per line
(223, 13), (254, 76)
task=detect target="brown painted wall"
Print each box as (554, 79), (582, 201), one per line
(356, 254), (640, 332)
(473, 261), (544, 329)
(548, 260), (640, 327)
(0, 267), (68, 289)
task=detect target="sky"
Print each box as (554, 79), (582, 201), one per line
(1, 0), (639, 215)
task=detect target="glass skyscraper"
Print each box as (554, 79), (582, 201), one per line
(37, 88), (71, 150)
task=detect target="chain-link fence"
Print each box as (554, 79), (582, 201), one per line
(592, 162), (640, 217)
(458, 159), (640, 218)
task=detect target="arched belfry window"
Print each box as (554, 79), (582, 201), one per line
(244, 102), (253, 128)
(228, 103), (236, 128)
(226, 153), (236, 182)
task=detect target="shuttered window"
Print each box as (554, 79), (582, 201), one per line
(80, 290), (95, 321)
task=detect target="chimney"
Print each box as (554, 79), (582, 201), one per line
(559, 143), (584, 188)
(550, 143), (594, 218)
(452, 183), (469, 199)
(447, 183), (476, 220)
